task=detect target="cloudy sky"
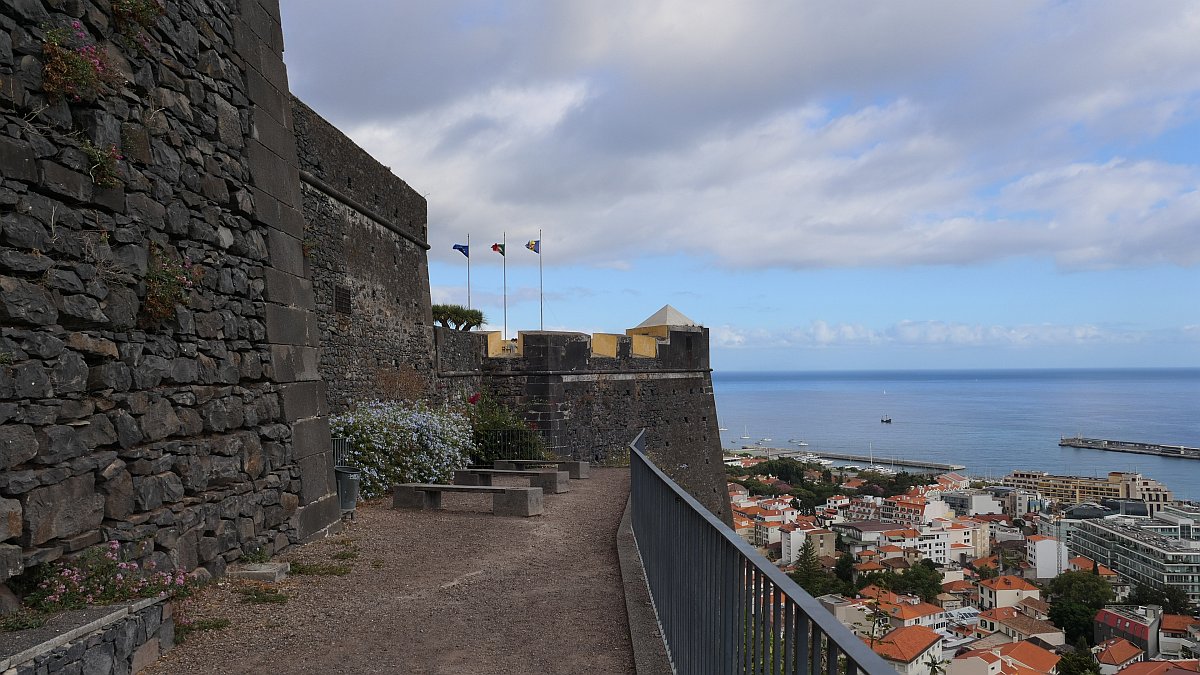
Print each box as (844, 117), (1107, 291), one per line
(280, 1), (1200, 371)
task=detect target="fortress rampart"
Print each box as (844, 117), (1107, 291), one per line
(0, 0), (339, 588)
(0, 0), (731, 603)
(436, 326), (731, 523)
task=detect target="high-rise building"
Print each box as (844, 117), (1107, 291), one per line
(1070, 504), (1200, 604)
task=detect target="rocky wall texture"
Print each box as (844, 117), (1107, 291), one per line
(292, 98), (435, 412)
(1, 597), (173, 675)
(442, 328), (731, 523)
(0, 0), (336, 595)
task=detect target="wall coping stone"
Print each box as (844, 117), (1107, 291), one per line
(0, 596), (165, 671)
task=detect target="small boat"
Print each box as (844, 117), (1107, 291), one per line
(740, 426), (751, 440)
(842, 464), (862, 471)
(788, 439), (809, 446)
(867, 464), (896, 475)
(759, 438), (773, 443)
(881, 416), (892, 424)
(718, 427), (729, 432)
(815, 458), (834, 466)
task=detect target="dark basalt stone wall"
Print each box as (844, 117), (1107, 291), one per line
(291, 98), (435, 412)
(0, 0), (338, 593)
(436, 328), (731, 524)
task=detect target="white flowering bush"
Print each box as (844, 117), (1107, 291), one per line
(330, 400), (472, 498)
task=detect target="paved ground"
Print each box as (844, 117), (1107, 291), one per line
(146, 468), (635, 675)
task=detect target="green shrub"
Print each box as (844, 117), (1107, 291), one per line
(330, 400), (472, 497)
(432, 304), (484, 330)
(467, 393), (550, 464)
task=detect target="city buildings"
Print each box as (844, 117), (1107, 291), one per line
(1003, 471), (1173, 514)
(1070, 504), (1200, 604)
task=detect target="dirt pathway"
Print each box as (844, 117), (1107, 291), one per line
(146, 468), (635, 674)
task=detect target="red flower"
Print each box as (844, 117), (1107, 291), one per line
(467, 393), (481, 405)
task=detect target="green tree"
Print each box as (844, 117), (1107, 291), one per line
(894, 560), (944, 603)
(1049, 571), (1115, 609)
(1057, 637), (1100, 675)
(976, 564), (998, 580)
(431, 303), (484, 330)
(835, 553), (856, 585)
(1128, 583), (1193, 615)
(1048, 571), (1114, 646)
(1049, 600), (1099, 646)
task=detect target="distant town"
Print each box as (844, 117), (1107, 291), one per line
(725, 450), (1196, 674)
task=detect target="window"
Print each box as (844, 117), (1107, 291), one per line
(335, 285), (351, 314)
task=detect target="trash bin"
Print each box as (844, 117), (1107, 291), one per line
(334, 466), (361, 515)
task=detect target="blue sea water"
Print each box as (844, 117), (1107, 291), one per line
(712, 369), (1200, 499)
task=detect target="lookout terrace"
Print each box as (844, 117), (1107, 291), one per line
(0, 0), (886, 673)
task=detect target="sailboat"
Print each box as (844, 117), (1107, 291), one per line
(740, 426), (751, 440)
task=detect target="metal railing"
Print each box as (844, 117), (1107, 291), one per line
(628, 430), (894, 675)
(470, 428), (557, 463)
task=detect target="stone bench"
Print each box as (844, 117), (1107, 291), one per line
(494, 459), (590, 479)
(392, 484), (543, 517)
(454, 468), (570, 494)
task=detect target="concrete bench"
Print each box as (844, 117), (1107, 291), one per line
(392, 484), (543, 517)
(454, 468), (570, 494)
(494, 459), (590, 479)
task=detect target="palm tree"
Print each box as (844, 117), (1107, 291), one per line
(923, 652), (950, 675)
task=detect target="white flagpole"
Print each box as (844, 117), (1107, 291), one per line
(502, 231), (507, 340)
(538, 228), (543, 330)
(466, 233), (471, 309)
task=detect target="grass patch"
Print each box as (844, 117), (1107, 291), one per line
(235, 585), (287, 604)
(0, 610), (48, 632)
(176, 617), (230, 643)
(290, 562), (352, 576)
(332, 549), (359, 560)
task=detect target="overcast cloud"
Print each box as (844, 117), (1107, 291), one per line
(282, 1), (1200, 273)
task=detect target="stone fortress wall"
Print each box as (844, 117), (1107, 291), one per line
(435, 323), (732, 524)
(291, 97), (435, 413)
(0, 0), (338, 593)
(0, 0), (731, 604)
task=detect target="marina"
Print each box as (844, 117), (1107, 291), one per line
(738, 447), (966, 473)
(1058, 436), (1200, 459)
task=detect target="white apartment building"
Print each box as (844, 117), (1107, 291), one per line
(1025, 534), (1069, 580)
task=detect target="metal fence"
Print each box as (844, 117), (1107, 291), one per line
(471, 428), (559, 463)
(628, 430), (895, 675)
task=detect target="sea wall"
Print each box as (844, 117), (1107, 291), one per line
(0, 0), (338, 593)
(291, 97), (435, 412)
(436, 327), (731, 523)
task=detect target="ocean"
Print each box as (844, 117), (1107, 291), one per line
(711, 368), (1200, 499)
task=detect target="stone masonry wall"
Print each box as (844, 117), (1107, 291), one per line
(439, 328), (731, 523)
(0, 0), (337, 593)
(292, 98), (435, 412)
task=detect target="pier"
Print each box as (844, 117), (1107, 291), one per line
(1059, 436), (1200, 459)
(741, 447), (966, 473)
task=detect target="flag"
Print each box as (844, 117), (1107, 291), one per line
(453, 244), (469, 258)
(525, 240), (540, 254)
(491, 243), (505, 256)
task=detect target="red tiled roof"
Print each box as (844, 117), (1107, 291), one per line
(998, 640), (1061, 673)
(1097, 637), (1143, 666)
(980, 575), (1039, 591)
(1161, 614), (1200, 634)
(868, 625), (941, 664)
(1118, 660), (1200, 675)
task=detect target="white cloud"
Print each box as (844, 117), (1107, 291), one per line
(282, 1), (1200, 272)
(714, 319), (1199, 350)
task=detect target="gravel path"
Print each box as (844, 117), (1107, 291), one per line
(146, 468), (635, 675)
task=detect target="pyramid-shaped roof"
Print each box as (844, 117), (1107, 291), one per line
(635, 305), (698, 328)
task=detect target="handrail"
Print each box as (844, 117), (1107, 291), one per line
(628, 429), (895, 675)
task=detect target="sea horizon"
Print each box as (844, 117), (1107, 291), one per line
(711, 367), (1200, 498)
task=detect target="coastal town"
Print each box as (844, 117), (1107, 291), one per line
(725, 451), (1197, 674)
